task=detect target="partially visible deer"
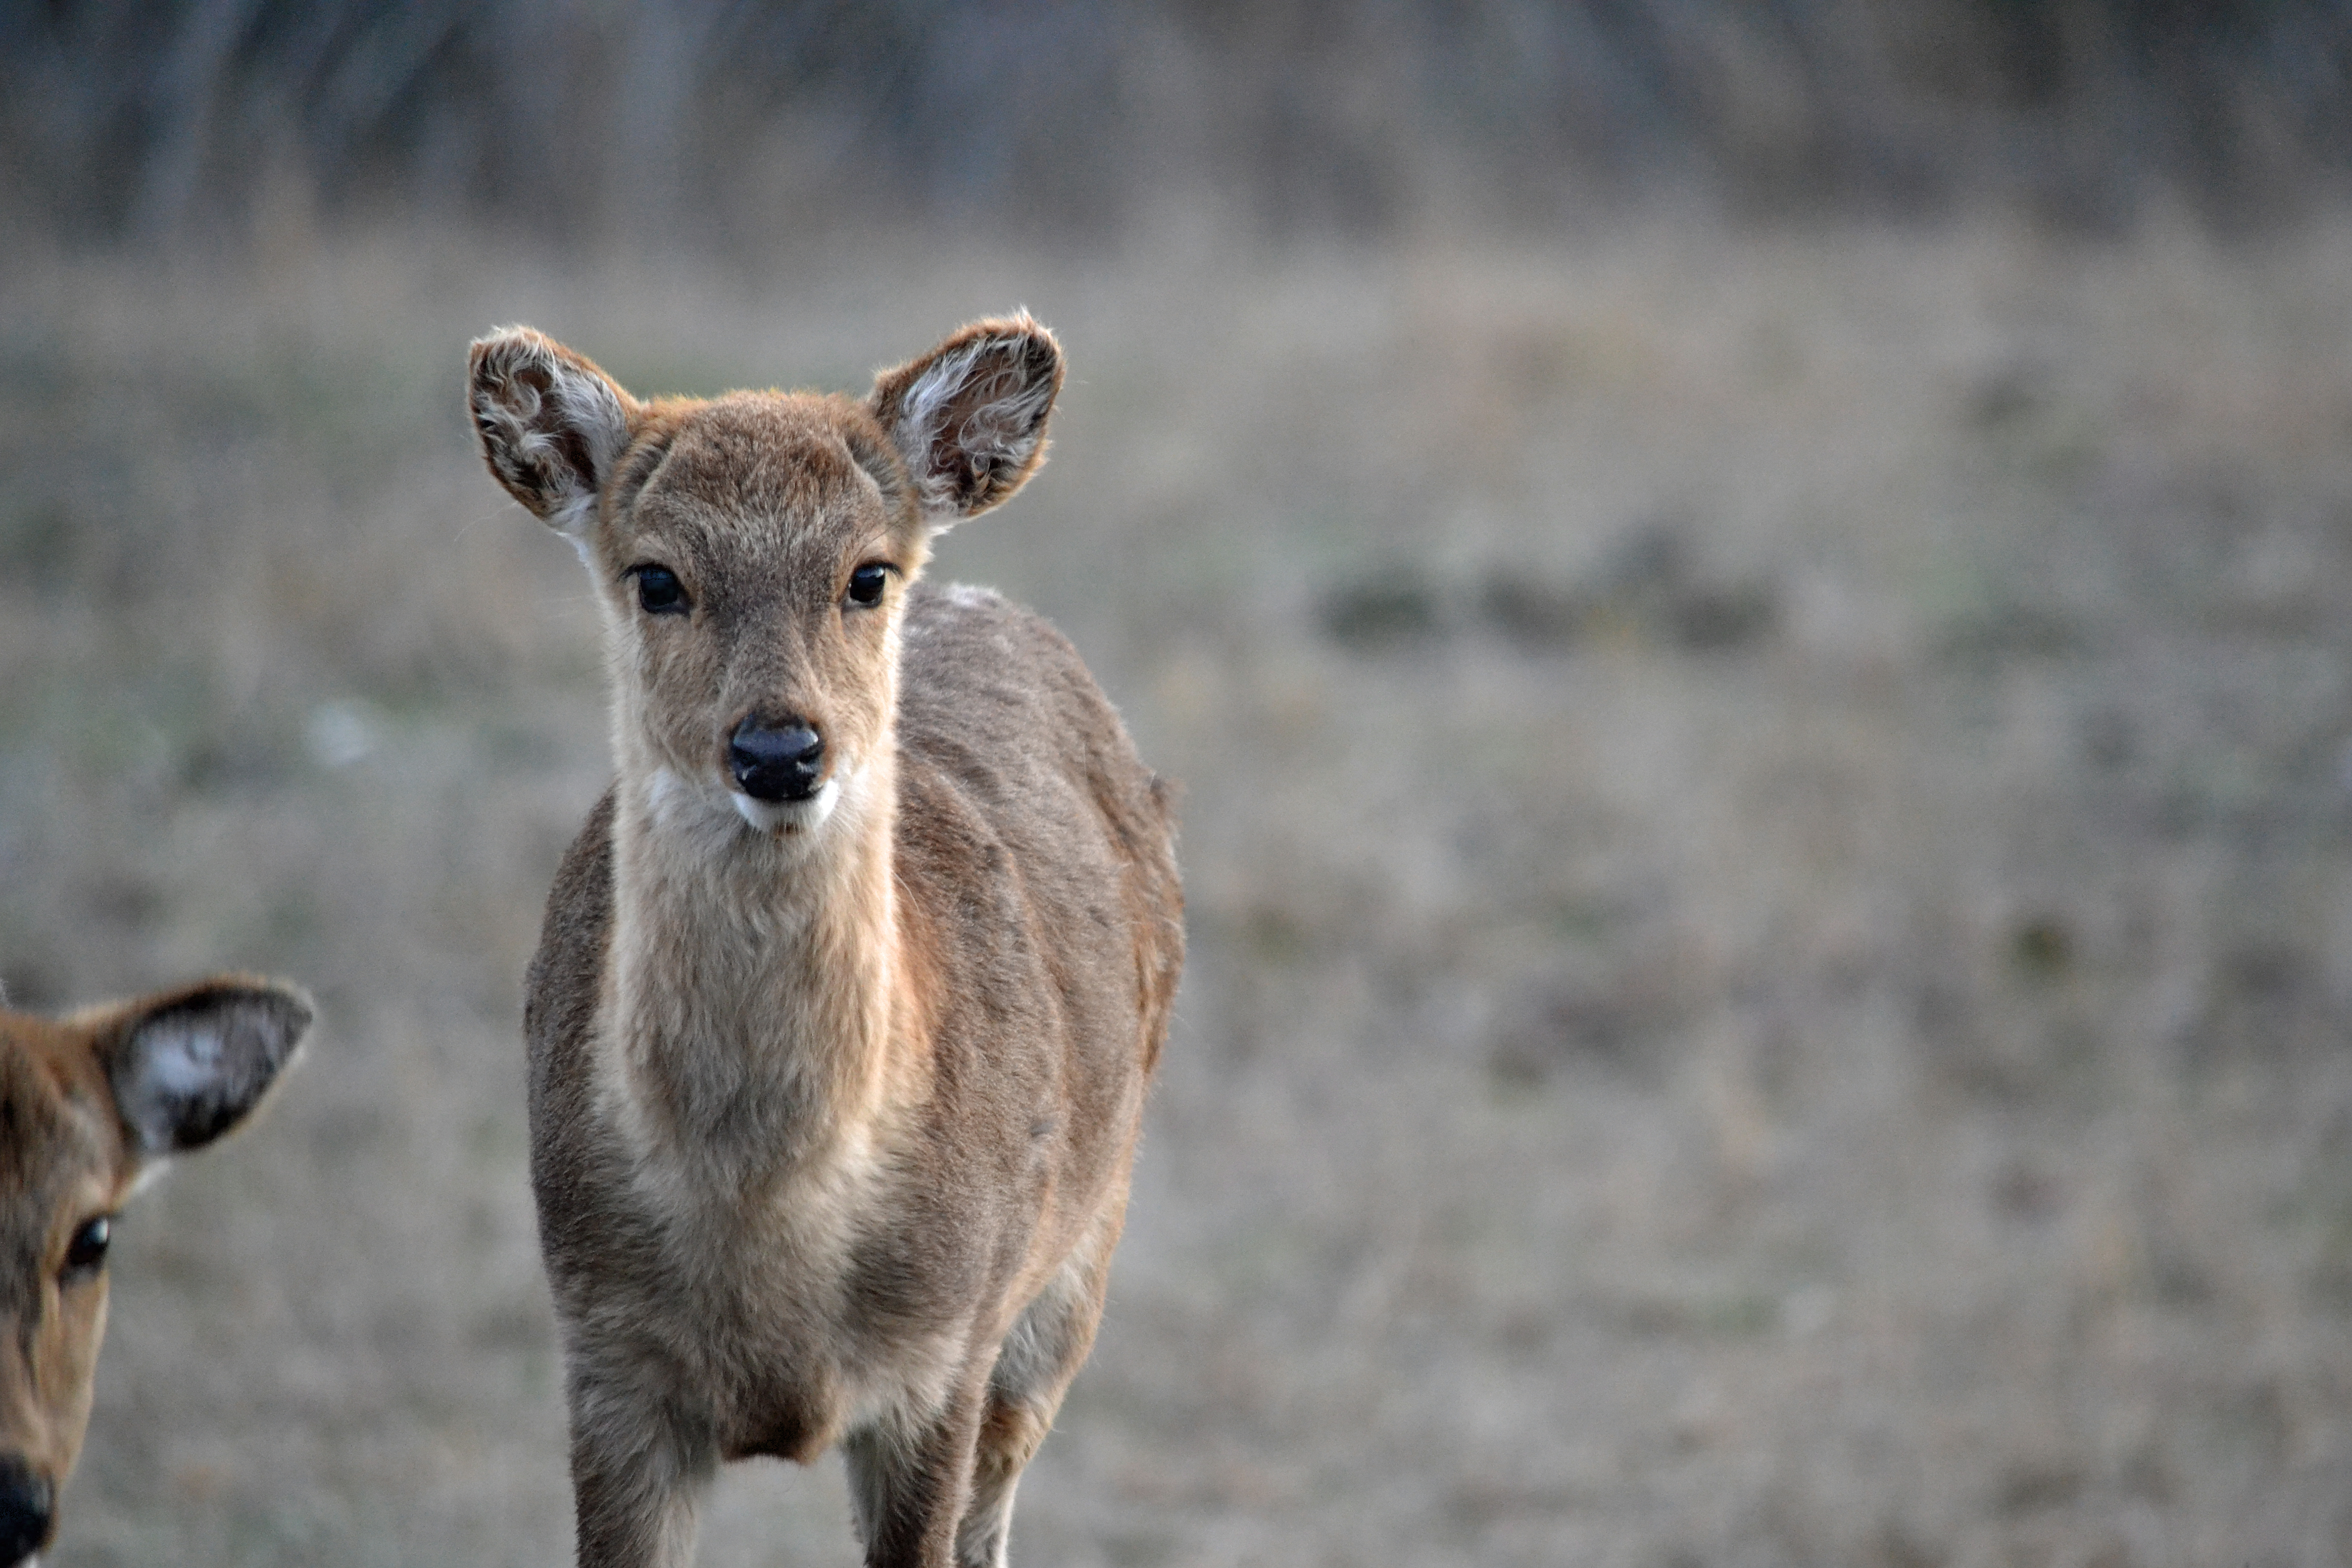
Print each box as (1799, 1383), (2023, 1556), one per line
(469, 314), (1183, 1568)
(0, 975), (311, 1567)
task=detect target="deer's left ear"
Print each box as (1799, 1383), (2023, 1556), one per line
(868, 313), (1064, 528)
(97, 978), (313, 1157)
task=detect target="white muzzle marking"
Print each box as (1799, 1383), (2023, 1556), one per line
(731, 775), (841, 836)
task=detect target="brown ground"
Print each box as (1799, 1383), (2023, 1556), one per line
(4, 214), (2349, 1566)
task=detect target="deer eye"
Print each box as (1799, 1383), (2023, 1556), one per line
(632, 565), (689, 616)
(845, 563), (890, 608)
(61, 1215), (111, 1283)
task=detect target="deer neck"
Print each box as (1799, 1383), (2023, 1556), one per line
(601, 726), (917, 1187)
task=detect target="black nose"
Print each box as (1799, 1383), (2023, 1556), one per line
(0, 1454), (54, 1566)
(729, 716), (825, 803)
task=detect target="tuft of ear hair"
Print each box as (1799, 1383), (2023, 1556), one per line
(469, 327), (636, 543)
(100, 978), (314, 1158)
(868, 313), (1064, 527)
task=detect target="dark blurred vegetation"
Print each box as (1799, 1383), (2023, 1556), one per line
(8, 0), (2352, 252)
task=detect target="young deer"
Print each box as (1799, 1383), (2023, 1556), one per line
(468, 314), (1183, 1568)
(0, 976), (311, 1567)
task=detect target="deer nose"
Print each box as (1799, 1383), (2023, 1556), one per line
(0, 1455), (53, 1566)
(729, 716), (825, 803)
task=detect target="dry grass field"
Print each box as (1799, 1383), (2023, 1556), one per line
(4, 213), (2351, 1566)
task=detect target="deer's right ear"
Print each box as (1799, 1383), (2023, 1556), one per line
(97, 978), (313, 1159)
(469, 327), (635, 544)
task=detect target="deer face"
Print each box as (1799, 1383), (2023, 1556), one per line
(469, 317), (1064, 849)
(0, 979), (310, 1568)
(596, 398), (920, 842)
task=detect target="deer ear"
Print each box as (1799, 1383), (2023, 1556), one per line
(868, 314), (1063, 528)
(469, 327), (635, 544)
(98, 978), (312, 1157)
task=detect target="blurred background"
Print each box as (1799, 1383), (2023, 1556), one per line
(4, 3), (2352, 1564)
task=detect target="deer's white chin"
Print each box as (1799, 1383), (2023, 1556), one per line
(730, 777), (840, 837)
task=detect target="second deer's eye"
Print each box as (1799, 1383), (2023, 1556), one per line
(846, 564), (890, 608)
(62, 1215), (111, 1282)
(634, 566), (688, 616)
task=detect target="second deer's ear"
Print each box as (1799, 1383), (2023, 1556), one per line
(868, 314), (1064, 528)
(469, 327), (635, 543)
(96, 978), (312, 1158)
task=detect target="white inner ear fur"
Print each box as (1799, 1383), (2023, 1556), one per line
(140, 1016), (231, 1092)
(890, 336), (1055, 521)
(116, 1015), (231, 1153)
(542, 365), (628, 543)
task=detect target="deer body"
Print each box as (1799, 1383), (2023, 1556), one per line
(0, 977), (311, 1568)
(472, 318), (1181, 1567)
